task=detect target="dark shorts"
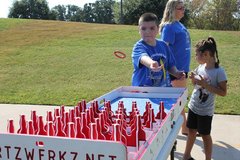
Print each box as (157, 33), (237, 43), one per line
(187, 109), (213, 135)
(169, 72), (188, 81)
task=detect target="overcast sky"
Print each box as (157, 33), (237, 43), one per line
(0, 0), (97, 18)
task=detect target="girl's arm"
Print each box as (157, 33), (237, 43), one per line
(196, 75), (227, 96)
(203, 81), (227, 96)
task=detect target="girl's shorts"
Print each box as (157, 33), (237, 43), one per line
(187, 108), (213, 135)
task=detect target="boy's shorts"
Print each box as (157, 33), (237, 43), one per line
(187, 109), (213, 135)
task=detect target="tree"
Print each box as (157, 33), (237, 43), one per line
(74, 8), (85, 22)
(65, 5), (82, 22)
(49, 4), (84, 22)
(184, 0), (208, 29)
(83, 3), (95, 23)
(114, 0), (168, 25)
(48, 9), (58, 20)
(207, 0), (239, 30)
(186, 0), (239, 30)
(48, 0), (115, 23)
(92, 0), (115, 24)
(8, 0), (28, 18)
(51, 5), (66, 21)
(82, 0), (115, 24)
(8, 0), (50, 19)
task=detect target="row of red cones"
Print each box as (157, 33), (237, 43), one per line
(7, 100), (167, 148)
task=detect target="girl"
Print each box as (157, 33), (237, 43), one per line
(183, 37), (227, 160)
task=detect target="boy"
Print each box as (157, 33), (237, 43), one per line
(132, 13), (185, 87)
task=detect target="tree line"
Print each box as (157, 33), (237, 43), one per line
(8, 0), (240, 30)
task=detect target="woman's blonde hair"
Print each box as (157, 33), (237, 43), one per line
(159, 0), (183, 32)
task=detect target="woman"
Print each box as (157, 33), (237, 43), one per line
(159, 0), (191, 135)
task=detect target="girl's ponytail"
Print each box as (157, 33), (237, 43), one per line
(208, 37), (219, 68)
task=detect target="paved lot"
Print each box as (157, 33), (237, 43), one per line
(169, 114), (240, 160)
(0, 104), (239, 160)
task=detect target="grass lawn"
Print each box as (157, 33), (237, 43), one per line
(0, 18), (239, 115)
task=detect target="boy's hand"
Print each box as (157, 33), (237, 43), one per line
(150, 61), (163, 72)
(175, 71), (186, 80)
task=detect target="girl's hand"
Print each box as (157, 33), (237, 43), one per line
(194, 75), (207, 88)
(189, 72), (196, 84)
(190, 73), (207, 88)
(189, 71), (196, 79)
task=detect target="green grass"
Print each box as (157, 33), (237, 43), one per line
(0, 18), (239, 115)
(0, 18), (28, 31)
(188, 30), (240, 114)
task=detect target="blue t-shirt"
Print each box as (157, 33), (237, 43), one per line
(131, 39), (176, 87)
(160, 21), (191, 72)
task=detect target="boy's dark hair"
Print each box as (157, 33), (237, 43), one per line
(195, 37), (220, 68)
(138, 13), (159, 26)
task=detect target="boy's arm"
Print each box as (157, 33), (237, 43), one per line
(140, 55), (162, 72)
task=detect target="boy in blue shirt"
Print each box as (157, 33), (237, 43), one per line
(132, 13), (185, 87)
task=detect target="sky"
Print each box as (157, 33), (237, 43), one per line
(0, 0), (97, 18)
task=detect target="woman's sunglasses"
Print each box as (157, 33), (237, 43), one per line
(176, 6), (185, 10)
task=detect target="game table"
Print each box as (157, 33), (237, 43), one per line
(0, 86), (187, 160)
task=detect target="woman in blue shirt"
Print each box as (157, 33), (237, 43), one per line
(159, 0), (191, 135)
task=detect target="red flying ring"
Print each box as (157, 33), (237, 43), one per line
(114, 50), (126, 59)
